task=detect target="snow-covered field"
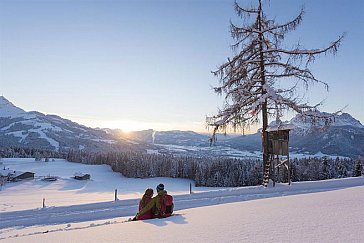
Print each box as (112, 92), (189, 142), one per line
(0, 158), (216, 212)
(0, 158), (363, 242)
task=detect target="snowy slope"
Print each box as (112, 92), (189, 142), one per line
(288, 113), (364, 157)
(0, 96), (28, 118)
(291, 112), (364, 131)
(0, 158), (363, 242)
(2, 186), (362, 243)
(1, 183), (363, 242)
(1, 176), (363, 229)
(0, 96), (135, 152)
(0, 158), (213, 212)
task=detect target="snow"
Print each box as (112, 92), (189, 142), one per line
(5, 129), (53, 145)
(0, 158), (363, 242)
(291, 112), (364, 131)
(156, 143), (347, 160)
(266, 122), (295, 132)
(0, 158), (213, 212)
(0, 97), (89, 150)
(3, 131), (27, 142)
(289, 151), (349, 160)
(331, 113), (364, 128)
(0, 168), (13, 177)
(90, 139), (117, 144)
(156, 143), (262, 158)
(0, 99), (63, 149)
(0, 96), (27, 118)
(146, 149), (160, 155)
(29, 128), (60, 150)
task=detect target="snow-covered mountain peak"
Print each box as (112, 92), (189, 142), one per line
(331, 113), (364, 128)
(0, 96), (27, 118)
(290, 112), (364, 130)
(0, 96), (128, 152)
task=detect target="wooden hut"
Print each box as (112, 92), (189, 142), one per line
(263, 123), (295, 187)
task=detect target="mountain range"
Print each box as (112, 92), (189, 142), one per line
(1, 96), (363, 158)
(0, 96), (141, 153)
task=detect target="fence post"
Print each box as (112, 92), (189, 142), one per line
(43, 198), (46, 208)
(189, 183), (192, 195)
(115, 189), (118, 201)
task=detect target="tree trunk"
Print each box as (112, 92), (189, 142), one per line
(257, 0), (269, 183)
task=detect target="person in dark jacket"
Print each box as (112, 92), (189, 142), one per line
(136, 183), (170, 220)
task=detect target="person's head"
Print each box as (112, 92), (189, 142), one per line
(156, 183), (164, 192)
(144, 188), (153, 197)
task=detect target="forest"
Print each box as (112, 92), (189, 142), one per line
(0, 147), (361, 187)
(65, 150), (362, 187)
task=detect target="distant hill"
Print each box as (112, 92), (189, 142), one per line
(220, 113), (364, 158)
(122, 129), (209, 146)
(122, 113), (364, 159)
(0, 96), (137, 152)
(1, 96), (363, 158)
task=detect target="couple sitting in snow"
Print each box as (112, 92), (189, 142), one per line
(133, 183), (174, 221)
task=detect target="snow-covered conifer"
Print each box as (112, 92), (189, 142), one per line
(354, 159), (363, 177)
(208, 0), (344, 179)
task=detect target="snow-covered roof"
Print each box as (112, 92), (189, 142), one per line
(266, 123), (295, 132)
(5, 170), (34, 178)
(11, 171), (26, 177)
(74, 172), (88, 176)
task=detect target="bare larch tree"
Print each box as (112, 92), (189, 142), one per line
(207, 0), (344, 182)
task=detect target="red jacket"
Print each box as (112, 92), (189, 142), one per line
(137, 197), (153, 220)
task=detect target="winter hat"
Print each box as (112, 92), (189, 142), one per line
(156, 183), (164, 191)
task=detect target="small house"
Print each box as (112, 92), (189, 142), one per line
(74, 173), (90, 180)
(10, 171), (35, 182)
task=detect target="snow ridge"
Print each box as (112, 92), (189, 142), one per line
(290, 112), (364, 131)
(0, 96), (27, 118)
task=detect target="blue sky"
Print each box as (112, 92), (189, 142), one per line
(0, 0), (363, 133)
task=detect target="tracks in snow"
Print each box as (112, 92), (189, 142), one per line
(1, 177), (363, 229)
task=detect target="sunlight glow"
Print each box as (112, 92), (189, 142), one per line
(64, 116), (208, 133)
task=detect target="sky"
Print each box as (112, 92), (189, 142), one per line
(0, 0), (363, 133)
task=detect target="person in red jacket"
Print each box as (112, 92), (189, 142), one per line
(135, 183), (173, 220)
(136, 188), (154, 220)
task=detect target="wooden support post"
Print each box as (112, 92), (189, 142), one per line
(114, 189), (118, 201)
(288, 154), (291, 185)
(42, 198), (45, 208)
(273, 163), (276, 187)
(189, 183), (192, 194)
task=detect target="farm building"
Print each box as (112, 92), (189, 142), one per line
(74, 173), (90, 180)
(10, 171), (35, 181)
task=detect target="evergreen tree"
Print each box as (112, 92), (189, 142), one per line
(207, 0), (344, 183)
(319, 158), (330, 180)
(354, 159), (362, 177)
